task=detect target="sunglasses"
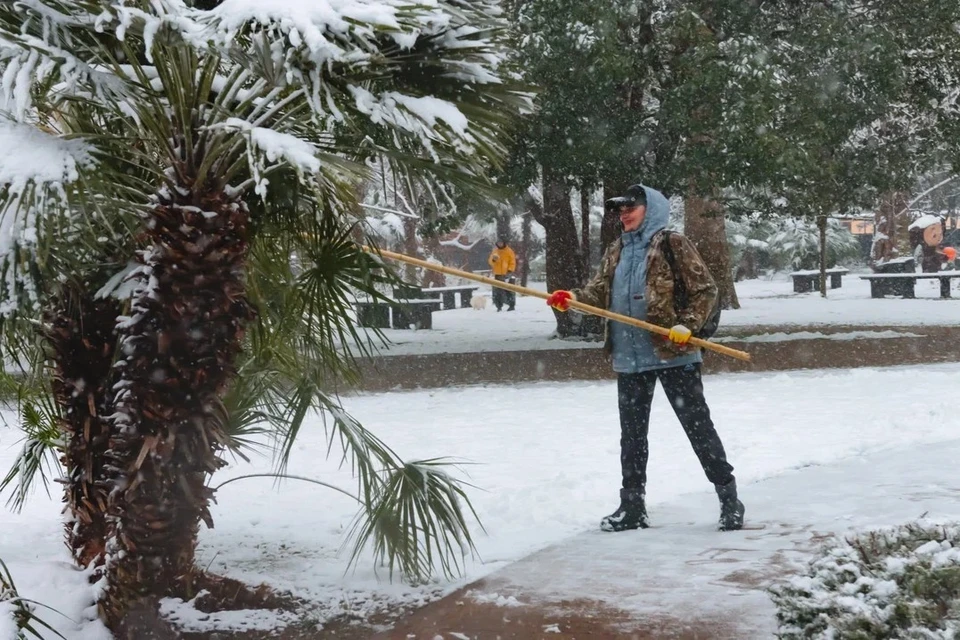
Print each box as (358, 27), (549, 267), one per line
(604, 196), (644, 213)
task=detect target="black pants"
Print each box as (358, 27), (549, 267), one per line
(617, 364), (734, 492)
(493, 275), (515, 309)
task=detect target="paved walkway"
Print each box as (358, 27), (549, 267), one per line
(360, 439), (960, 639)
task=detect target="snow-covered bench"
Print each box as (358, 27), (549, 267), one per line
(859, 272), (960, 299)
(789, 268), (849, 293)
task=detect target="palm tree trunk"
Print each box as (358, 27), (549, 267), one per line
(102, 193), (254, 630)
(44, 290), (120, 570)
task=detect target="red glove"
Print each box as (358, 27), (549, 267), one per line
(945, 247), (957, 261)
(546, 290), (573, 311)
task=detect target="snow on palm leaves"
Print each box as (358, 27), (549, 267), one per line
(0, 0), (523, 313)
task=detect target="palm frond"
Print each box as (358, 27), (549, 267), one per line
(0, 558), (67, 640)
(293, 227), (397, 365)
(344, 458), (482, 583)
(195, 0), (529, 197)
(224, 218), (396, 466)
(248, 211), (401, 371)
(0, 374), (63, 513)
(0, 0), (137, 119)
(0, 117), (153, 324)
(273, 395), (482, 584)
(210, 385), (268, 462)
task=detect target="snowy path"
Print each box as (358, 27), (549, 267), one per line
(465, 438), (960, 638)
(2, 363), (960, 637)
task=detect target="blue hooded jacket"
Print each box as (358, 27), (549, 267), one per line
(609, 186), (702, 373)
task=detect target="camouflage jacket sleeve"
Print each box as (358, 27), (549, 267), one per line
(571, 243), (616, 309)
(669, 233), (718, 332)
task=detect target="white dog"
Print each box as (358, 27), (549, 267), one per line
(470, 294), (488, 310)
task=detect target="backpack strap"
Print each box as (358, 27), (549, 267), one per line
(659, 230), (688, 309)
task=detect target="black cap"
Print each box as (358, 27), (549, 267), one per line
(604, 184), (647, 212)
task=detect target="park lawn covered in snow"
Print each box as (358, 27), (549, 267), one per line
(2, 363), (960, 637)
(364, 272), (960, 355)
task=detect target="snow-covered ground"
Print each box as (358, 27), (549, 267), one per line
(473, 438), (960, 638)
(4, 362), (960, 637)
(364, 272), (960, 356)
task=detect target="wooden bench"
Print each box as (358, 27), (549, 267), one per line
(392, 284), (427, 300)
(356, 297), (442, 329)
(356, 301), (390, 329)
(789, 268), (849, 293)
(390, 299), (442, 330)
(859, 272), (960, 299)
(873, 257), (915, 273)
(421, 285), (480, 309)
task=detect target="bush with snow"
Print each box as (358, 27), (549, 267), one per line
(771, 522), (960, 639)
(765, 217), (862, 271)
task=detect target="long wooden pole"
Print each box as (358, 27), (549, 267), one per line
(363, 245), (751, 362)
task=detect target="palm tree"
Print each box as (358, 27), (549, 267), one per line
(0, 0), (526, 632)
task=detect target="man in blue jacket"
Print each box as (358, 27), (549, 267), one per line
(546, 184), (744, 532)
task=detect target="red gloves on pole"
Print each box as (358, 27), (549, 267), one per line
(546, 290), (573, 311)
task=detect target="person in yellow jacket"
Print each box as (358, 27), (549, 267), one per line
(488, 239), (517, 311)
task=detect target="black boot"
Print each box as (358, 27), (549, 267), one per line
(716, 479), (745, 531)
(600, 488), (649, 532)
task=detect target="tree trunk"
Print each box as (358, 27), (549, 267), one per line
(529, 171), (583, 338)
(735, 248), (757, 281)
(102, 191), (255, 631)
(402, 216), (419, 284)
(495, 213), (512, 245)
(600, 182), (625, 253)
(518, 212), (532, 288)
(893, 192), (912, 257)
(872, 191), (904, 266)
(44, 289), (120, 571)
(580, 187), (590, 277)
(683, 194), (740, 310)
(817, 214), (828, 297)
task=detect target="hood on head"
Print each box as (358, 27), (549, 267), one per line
(637, 185), (670, 245)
